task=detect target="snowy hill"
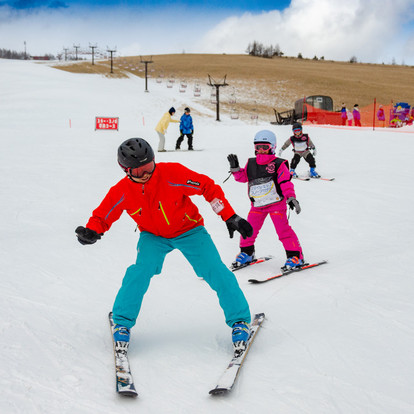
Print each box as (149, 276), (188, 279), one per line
(1, 59), (413, 414)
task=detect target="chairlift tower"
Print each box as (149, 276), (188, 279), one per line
(107, 47), (117, 74)
(89, 43), (98, 65)
(73, 44), (80, 61)
(140, 56), (154, 92)
(207, 74), (228, 121)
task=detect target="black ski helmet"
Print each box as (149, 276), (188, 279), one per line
(292, 122), (302, 131)
(117, 138), (155, 171)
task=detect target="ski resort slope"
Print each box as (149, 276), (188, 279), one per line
(0, 59), (413, 414)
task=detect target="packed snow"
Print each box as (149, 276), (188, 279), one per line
(1, 59), (413, 414)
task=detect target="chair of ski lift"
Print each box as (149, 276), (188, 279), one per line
(230, 108), (239, 120)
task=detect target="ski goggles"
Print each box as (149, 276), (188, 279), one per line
(254, 143), (272, 151)
(293, 128), (302, 135)
(127, 161), (155, 178)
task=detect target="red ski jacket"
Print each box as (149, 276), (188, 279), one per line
(85, 162), (235, 239)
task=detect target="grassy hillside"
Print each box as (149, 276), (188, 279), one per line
(54, 54), (414, 122)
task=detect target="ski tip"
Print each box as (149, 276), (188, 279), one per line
(209, 387), (230, 396)
(118, 390), (138, 398)
(117, 383), (138, 397)
(247, 279), (260, 284)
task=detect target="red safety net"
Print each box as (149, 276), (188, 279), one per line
(301, 102), (409, 128)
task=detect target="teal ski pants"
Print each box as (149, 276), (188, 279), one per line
(112, 226), (251, 329)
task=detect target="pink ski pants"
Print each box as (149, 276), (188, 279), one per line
(240, 203), (303, 259)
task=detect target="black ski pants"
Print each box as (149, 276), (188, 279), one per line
(176, 133), (193, 149)
(291, 152), (316, 169)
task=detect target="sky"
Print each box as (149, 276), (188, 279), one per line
(0, 0), (414, 65)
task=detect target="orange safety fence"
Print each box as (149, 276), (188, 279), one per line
(302, 102), (412, 128)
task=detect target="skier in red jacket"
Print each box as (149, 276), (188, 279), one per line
(76, 138), (253, 356)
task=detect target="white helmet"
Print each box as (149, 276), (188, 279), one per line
(254, 130), (277, 152)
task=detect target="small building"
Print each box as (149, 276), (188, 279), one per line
(294, 96), (333, 121)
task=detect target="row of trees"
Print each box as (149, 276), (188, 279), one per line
(0, 48), (28, 60)
(246, 42), (402, 65)
(246, 41), (284, 58)
(0, 48), (55, 60)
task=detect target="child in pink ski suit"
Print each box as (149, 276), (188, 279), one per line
(227, 130), (304, 270)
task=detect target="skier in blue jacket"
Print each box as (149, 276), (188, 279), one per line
(176, 107), (194, 150)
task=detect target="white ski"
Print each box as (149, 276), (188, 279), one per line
(209, 313), (265, 395)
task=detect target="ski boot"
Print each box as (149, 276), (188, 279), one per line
(232, 321), (250, 357)
(309, 167), (320, 178)
(231, 251), (256, 269)
(281, 256), (304, 272)
(113, 324), (130, 353)
(290, 169), (297, 178)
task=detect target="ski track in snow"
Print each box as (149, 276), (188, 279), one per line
(0, 59), (414, 414)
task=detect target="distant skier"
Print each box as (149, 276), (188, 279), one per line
(227, 130), (304, 271)
(176, 107), (194, 150)
(347, 109), (353, 126)
(353, 104), (362, 127)
(279, 122), (320, 178)
(75, 138), (254, 357)
(377, 105), (385, 127)
(155, 107), (180, 152)
(340, 103), (347, 126)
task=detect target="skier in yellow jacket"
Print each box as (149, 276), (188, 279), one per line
(155, 107), (180, 152)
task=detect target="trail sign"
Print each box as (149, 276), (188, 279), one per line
(95, 117), (119, 130)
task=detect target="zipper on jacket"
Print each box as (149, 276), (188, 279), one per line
(185, 214), (200, 223)
(131, 207), (142, 216)
(158, 202), (170, 225)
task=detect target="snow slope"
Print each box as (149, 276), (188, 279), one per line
(1, 59), (413, 414)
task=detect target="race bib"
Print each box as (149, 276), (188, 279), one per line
(249, 179), (281, 207)
(294, 141), (308, 152)
(210, 198), (224, 214)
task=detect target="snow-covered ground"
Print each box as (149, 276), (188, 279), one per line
(1, 59), (413, 414)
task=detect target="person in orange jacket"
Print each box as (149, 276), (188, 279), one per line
(155, 107), (180, 152)
(75, 138), (254, 356)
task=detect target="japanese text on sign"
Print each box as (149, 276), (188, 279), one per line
(95, 117), (119, 130)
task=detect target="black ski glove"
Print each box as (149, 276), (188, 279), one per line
(227, 154), (240, 172)
(225, 214), (253, 239)
(287, 197), (301, 214)
(75, 226), (102, 245)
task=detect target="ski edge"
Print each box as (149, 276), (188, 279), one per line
(209, 312), (265, 396)
(248, 260), (328, 284)
(108, 312), (138, 398)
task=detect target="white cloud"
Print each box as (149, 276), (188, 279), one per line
(0, 5), (213, 56)
(1, 1), (413, 64)
(196, 0), (414, 64)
